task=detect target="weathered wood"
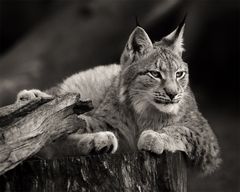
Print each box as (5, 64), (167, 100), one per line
(0, 97), (52, 127)
(0, 94), (93, 175)
(0, 95), (187, 192)
(0, 152), (187, 192)
(0, 90), (187, 192)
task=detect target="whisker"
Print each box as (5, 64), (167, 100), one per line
(131, 88), (149, 93)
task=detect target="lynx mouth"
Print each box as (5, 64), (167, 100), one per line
(154, 98), (180, 105)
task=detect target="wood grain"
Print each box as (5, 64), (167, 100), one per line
(0, 93), (93, 175)
(0, 152), (187, 192)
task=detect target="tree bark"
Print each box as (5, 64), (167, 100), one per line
(0, 93), (93, 175)
(0, 152), (187, 192)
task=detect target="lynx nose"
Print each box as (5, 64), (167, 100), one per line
(164, 82), (178, 101)
(164, 88), (178, 100)
(166, 92), (177, 100)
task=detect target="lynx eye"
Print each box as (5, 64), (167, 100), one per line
(148, 71), (162, 79)
(176, 71), (186, 79)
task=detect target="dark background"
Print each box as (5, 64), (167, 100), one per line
(0, 0), (239, 191)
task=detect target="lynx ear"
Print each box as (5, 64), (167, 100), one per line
(120, 27), (153, 65)
(160, 18), (185, 56)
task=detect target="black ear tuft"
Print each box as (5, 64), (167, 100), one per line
(135, 16), (141, 27)
(157, 15), (187, 56)
(174, 14), (187, 39)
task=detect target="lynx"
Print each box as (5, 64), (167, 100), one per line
(17, 21), (221, 174)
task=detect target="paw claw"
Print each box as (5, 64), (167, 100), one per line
(78, 131), (118, 155)
(93, 131), (118, 154)
(107, 145), (114, 153)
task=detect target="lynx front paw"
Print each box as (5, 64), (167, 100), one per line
(137, 130), (186, 154)
(16, 89), (53, 102)
(138, 130), (165, 154)
(77, 131), (118, 155)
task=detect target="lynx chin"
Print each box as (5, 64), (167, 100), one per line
(17, 21), (221, 175)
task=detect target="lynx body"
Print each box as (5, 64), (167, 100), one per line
(17, 23), (221, 174)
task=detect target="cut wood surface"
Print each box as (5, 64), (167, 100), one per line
(0, 152), (187, 192)
(0, 93), (93, 175)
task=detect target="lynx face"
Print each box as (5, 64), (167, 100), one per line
(120, 24), (188, 115)
(129, 49), (188, 114)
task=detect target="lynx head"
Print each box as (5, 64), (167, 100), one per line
(119, 21), (189, 115)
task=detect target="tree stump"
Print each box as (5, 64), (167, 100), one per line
(0, 94), (187, 192)
(0, 152), (187, 192)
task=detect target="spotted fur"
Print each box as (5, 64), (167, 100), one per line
(17, 25), (221, 174)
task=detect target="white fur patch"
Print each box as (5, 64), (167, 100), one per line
(60, 64), (120, 106)
(16, 89), (53, 102)
(152, 102), (180, 115)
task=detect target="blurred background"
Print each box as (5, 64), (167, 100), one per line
(0, 0), (239, 191)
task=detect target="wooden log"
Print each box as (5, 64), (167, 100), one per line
(0, 94), (187, 192)
(0, 152), (187, 192)
(0, 93), (93, 175)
